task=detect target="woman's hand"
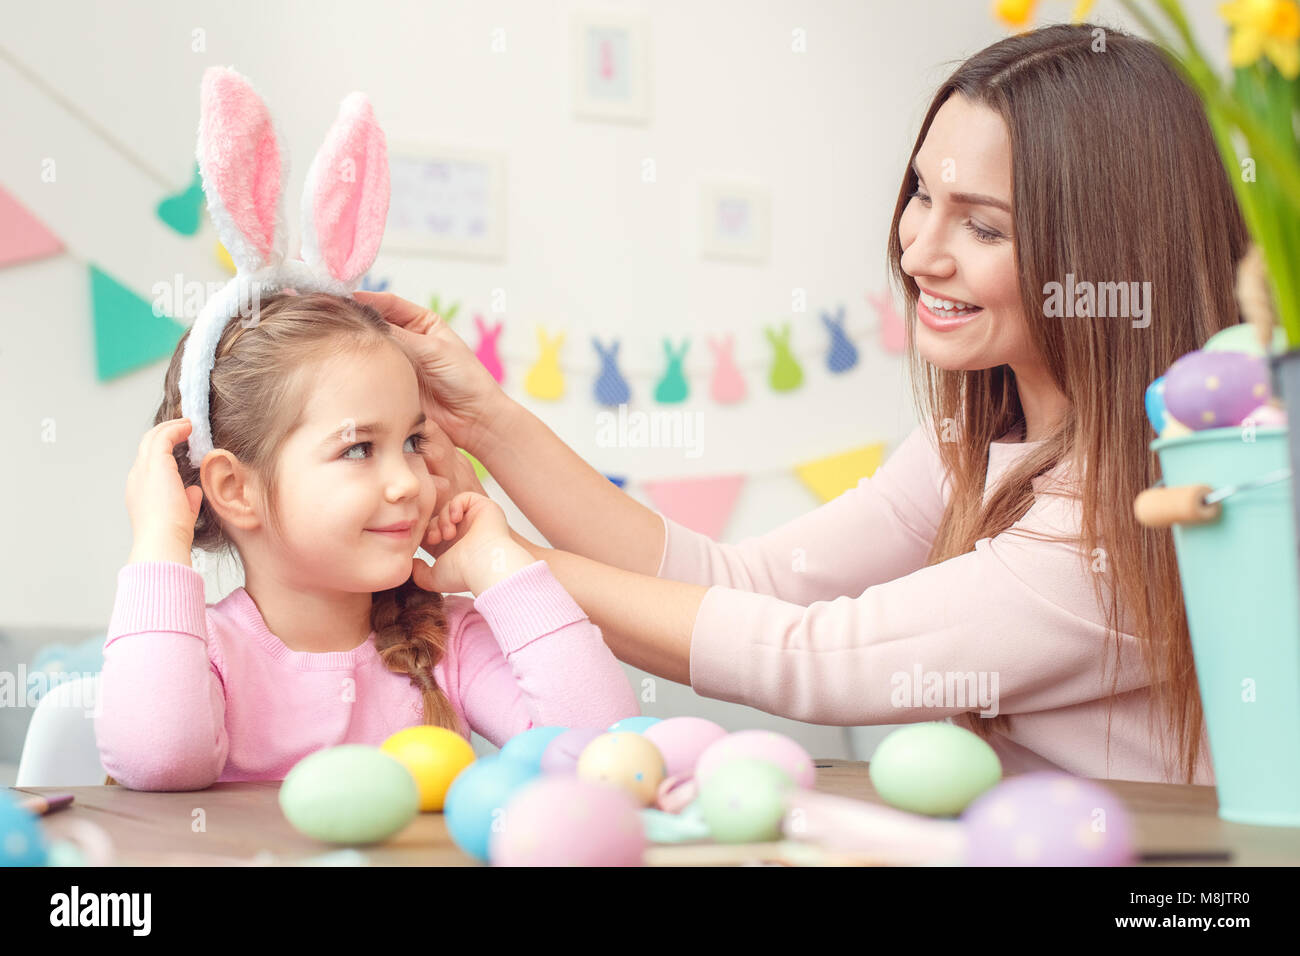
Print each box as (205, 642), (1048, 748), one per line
(411, 492), (536, 595)
(126, 418), (205, 565)
(353, 290), (516, 456)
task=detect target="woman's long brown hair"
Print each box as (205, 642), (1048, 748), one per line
(152, 291), (461, 734)
(885, 23), (1248, 783)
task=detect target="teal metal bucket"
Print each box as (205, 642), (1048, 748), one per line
(1151, 425), (1300, 826)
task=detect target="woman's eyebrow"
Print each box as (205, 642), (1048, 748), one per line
(319, 411), (427, 446)
(910, 158), (1011, 213)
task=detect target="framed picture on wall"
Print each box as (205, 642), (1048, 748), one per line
(572, 11), (651, 123)
(699, 180), (770, 263)
(383, 144), (507, 260)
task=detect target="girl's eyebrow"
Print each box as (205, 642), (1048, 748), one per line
(910, 158), (1012, 214)
(319, 411), (427, 447)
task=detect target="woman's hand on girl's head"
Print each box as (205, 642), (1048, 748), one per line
(125, 418), (205, 565)
(353, 290), (515, 456)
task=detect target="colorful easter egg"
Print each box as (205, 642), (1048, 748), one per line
(1144, 375), (1168, 434)
(609, 716), (662, 734)
(868, 723), (1002, 816)
(1203, 323), (1287, 357)
(499, 726), (569, 774)
(962, 772), (1136, 866)
(1162, 349), (1271, 430)
(380, 726), (476, 811)
(696, 758), (796, 843)
(444, 755), (538, 862)
(576, 733), (667, 805)
(279, 745), (420, 844)
(642, 717), (729, 778)
(0, 791), (48, 866)
(539, 728), (605, 774)
(694, 730), (816, 789)
(490, 776), (646, 866)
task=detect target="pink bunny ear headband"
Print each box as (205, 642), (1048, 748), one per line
(178, 66), (390, 469)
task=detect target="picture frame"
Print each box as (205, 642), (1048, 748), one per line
(699, 180), (770, 263)
(383, 143), (507, 260)
(572, 11), (651, 124)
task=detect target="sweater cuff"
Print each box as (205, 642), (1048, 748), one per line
(106, 561), (209, 645)
(687, 586), (746, 704)
(472, 559), (589, 656)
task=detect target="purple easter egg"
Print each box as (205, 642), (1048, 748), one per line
(962, 772), (1136, 866)
(539, 728), (604, 774)
(1162, 349), (1270, 430)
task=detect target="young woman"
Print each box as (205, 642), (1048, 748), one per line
(360, 23), (1248, 785)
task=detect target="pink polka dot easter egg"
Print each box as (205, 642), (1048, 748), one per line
(489, 777), (647, 866)
(694, 730), (816, 789)
(1162, 349), (1271, 430)
(539, 728), (605, 775)
(961, 772), (1136, 866)
(642, 717), (728, 778)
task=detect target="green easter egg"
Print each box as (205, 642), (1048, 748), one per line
(280, 745), (420, 845)
(696, 758), (795, 843)
(868, 723), (1002, 816)
(1203, 323), (1287, 357)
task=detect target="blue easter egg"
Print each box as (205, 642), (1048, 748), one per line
(1144, 376), (1168, 434)
(444, 756), (538, 863)
(499, 727), (569, 773)
(0, 792), (49, 866)
(608, 716), (662, 734)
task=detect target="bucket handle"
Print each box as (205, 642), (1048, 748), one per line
(1135, 468), (1291, 528)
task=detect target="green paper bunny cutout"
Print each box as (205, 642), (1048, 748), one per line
(765, 323), (803, 391)
(525, 326), (566, 400)
(654, 339), (690, 404)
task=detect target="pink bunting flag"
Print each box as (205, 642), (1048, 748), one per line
(0, 185), (63, 267)
(642, 475), (746, 540)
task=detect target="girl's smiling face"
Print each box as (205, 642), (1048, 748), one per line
(260, 340), (438, 594)
(898, 94), (1035, 373)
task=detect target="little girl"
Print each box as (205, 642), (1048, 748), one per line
(95, 290), (639, 790)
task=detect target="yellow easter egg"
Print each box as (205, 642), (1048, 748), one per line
(380, 726), (476, 811)
(575, 732), (666, 806)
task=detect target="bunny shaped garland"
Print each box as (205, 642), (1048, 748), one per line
(178, 66), (390, 468)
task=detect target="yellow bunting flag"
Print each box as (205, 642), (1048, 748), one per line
(794, 443), (885, 503)
(461, 449), (489, 483)
(215, 240), (236, 275)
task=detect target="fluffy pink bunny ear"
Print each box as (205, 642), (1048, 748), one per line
(299, 92), (390, 290)
(196, 66), (287, 274)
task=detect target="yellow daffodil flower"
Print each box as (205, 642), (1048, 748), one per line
(1219, 0), (1300, 78)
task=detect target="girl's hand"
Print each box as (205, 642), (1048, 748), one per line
(353, 291), (516, 455)
(417, 421), (487, 560)
(412, 492), (533, 594)
(126, 418), (205, 564)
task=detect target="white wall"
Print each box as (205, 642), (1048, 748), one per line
(0, 0), (1221, 760)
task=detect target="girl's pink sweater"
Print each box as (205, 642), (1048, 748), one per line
(95, 559), (639, 790)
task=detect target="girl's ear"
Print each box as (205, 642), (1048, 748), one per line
(197, 67), (288, 274)
(198, 449), (262, 533)
(299, 91), (390, 289)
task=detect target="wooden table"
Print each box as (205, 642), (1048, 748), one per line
(10, 760), (1300, 866)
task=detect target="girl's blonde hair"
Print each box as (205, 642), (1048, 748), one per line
(154, 291), (461, 733)
(886, 23), (1248, 783)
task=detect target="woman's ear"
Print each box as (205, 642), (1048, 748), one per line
(199, 449), (263, 532)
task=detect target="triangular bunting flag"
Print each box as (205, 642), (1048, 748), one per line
(642, 475), (745, 540)
(605, 475), (627, 489)
(794, 443), (885, 502)
(90, 265), (185, 381)
(0, 185), (64, 268)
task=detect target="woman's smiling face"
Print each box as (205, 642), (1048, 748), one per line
(898, 93), (1036, 373)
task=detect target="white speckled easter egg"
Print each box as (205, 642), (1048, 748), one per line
(868, 723), (1002, 816)
(962, 772), (1136, 866)
(575, 732), (666, 805)
(279, 745), (420, 844)
(1163, 349), (1270, 430)
(694, 730), (816, 789)
(489, 777), (646, 866)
